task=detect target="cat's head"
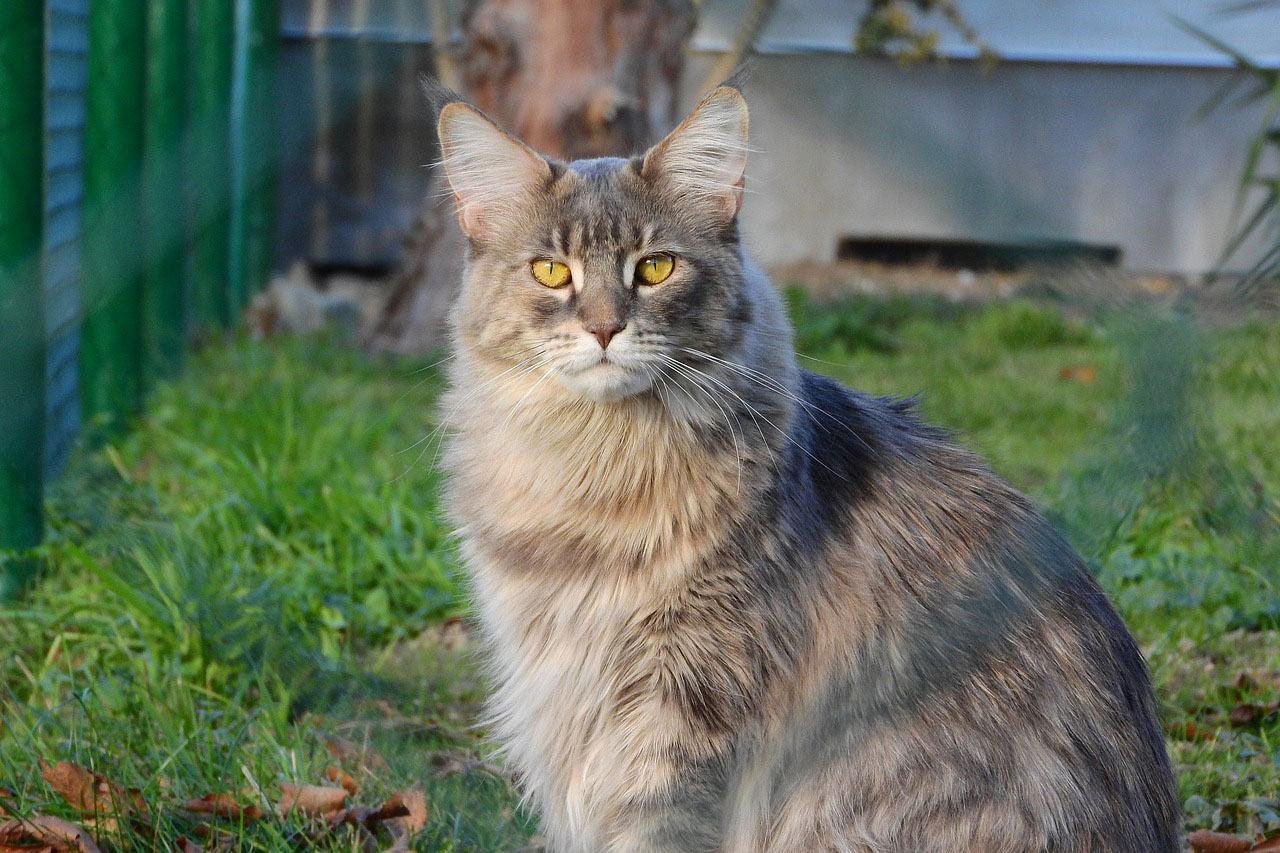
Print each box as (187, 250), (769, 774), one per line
(437, 82), (753, 401)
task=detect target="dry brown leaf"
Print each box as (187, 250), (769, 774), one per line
(0, 815), (102, 853)
(174, 836), (202, 853)
(276, 784), (347, 820)
(189, 825), (236, 847)
(1188, 829), (1253, 853)
(76, 816), (132, 846)
(322, 735), (389, 772)
(323, 767), (358, 796)
(1253, 833), (1280, 852)
(1227, 702), (1279, 727)
(374, 784), (428, 852)
(187, 826), (236, 852)
(1229, 704), (1259, 726)
(382, 785), (427, 834)
(39, 762), (143, 818)
(1058, 364), (1097, 385)
(328, 805), (379, 827)
(180, 793), (263, 822)
(1166, 720), (1218, 741)
(1232, 672), (1258, 691)
(427, 752), (513, 784)
(310, 798), (412, 852)
(325, 785), (421, 831)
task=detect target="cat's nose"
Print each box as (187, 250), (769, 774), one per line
(586, 321), (625, 350)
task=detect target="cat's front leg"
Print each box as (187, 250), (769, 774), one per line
(565, 714), (740, 852)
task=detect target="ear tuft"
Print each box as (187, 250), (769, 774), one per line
(641, 86), (749, 223)
(437, 102), (552, 239)
(420, 74), (464, 119)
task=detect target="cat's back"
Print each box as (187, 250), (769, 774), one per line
(767, 370), (1181, 851)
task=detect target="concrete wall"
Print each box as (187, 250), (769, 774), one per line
(694, 52), (1268, 273)
(698, 0), (1280, 65)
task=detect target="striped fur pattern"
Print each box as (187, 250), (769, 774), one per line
(435, 84), (1180, 851)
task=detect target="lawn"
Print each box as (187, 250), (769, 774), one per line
(2, 290), (1278, 850)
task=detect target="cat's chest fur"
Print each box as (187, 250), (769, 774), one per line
(469, 552), (706, 842)
(445, 395), (770, 847)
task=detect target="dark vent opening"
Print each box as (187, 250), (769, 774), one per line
(836, 237), (1122, 272)
(307, 261), (394, 283)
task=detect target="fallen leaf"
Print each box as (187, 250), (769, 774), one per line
(189, 825), (235, 845)
(381, 785), (427, 834)
(328, 805), (380, 828)
(427, 752), (513, 783)
(0, 815), (102, 852)
(187, 826), (236, 852)
(321, 735), (388, 772)
(276, 784), (347, 820)
(1227, 701), (1279, 727)
(1167, 720), (1218, 741)
(1232, 672), (1258, 691)
(180, 793), (263, 822)
(174, 836), (202, 853)
(429, 753), (469, 777)
(1229, 704), (1256, 726)
(1188, 829), (1252, 853)
(367, 784), (429, 852)
(309, 792), (418, 851)
(1058, 364), (1097, 385)
(324, 767), (358, 796)
(39, 762), (143, 817)
(1253, 832), (1280, 852)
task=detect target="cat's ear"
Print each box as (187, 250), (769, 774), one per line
(437, 101), (551, 239)
(641, 85), (749, 223)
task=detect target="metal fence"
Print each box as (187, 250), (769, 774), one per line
(0, 0), (283, 596)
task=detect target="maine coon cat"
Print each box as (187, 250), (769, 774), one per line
(433, 79), (1180, 851)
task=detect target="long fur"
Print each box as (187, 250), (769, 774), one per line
(436, 83), (1180, 852)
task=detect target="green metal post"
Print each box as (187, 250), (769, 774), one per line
(143, 0), (189, 385)
(247, 0), (282, 298)
(190, 0), (235, 333)
(0, 0), (46, 596)
(82, 0), (146, 428)
(230, 0), (281, 313)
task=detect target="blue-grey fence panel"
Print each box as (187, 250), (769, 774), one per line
(44, 0), (89, 477)
(275, 0), (440, 269)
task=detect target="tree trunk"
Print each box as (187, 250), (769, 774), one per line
(367, 0), (696, 354)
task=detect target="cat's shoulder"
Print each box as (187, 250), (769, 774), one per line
(796, 368), (952, 452)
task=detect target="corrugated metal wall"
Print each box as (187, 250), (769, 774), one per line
(44, 0), (88, 477)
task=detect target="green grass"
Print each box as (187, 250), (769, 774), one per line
(2, 294), (1279, 848)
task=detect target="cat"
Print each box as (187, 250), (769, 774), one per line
(431, 78), (1180, 852)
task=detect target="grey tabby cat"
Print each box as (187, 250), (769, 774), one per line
(433, 79), (1180, 852)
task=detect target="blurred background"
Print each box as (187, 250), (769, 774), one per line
(1, 1), (1278, 850)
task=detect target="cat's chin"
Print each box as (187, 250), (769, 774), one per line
(555, 362), (654, 401)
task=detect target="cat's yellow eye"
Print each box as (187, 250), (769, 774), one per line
(531, 259), (571, 288)
(636, 253), (675, 285)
